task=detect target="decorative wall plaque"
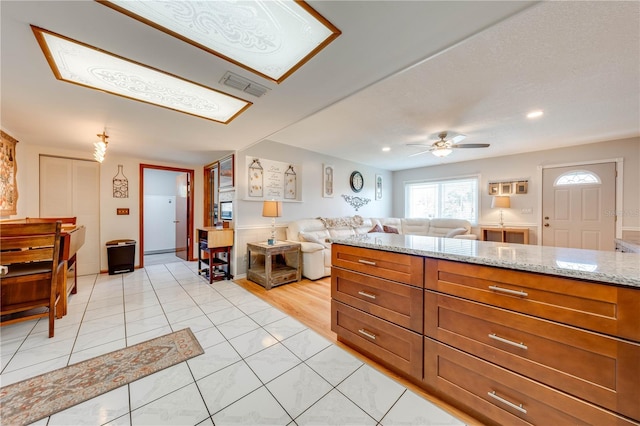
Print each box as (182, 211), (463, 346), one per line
(341, 194), (371, 211)
(1, 130), (19, 215)
(113, 164), (129, 198)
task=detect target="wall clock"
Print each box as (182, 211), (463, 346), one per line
(350, 171), (364, 193)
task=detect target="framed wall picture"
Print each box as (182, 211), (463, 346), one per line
(1, 130), (19, 216)
(501, 182), (513, 195)
(322, 164), (334, 197)
(516, 181), (528, 194)
(488, 182), (499, 195)
(219, 155), (234, 189)
(375, 174), (383, 200)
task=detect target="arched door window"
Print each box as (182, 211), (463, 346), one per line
(554, 170), (601, 186)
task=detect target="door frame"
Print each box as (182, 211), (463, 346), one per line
(139, 164), (195, 267)
(537, 157), (623, 245)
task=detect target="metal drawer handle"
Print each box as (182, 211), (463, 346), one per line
(358, 259), (376, 266)
(488, 285), (528, 297)
(489, 333), (528, 350)
(488, 391), (527, 414)
(358, 328), (377, 340)
(358, 291), (377, 300)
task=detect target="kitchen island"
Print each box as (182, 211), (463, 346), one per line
(330, 233), (639, 426)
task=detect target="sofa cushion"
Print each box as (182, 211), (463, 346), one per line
(428, 218), (471, 237)
(383, 225), (399, 234)
(299, 232), (331, 248)
(401, 218), (431, 236)
(286, 218), (327, 241)
(328, 228), (356, 239)
(445, 227), (469, 238)
(369, 224), (383, 233)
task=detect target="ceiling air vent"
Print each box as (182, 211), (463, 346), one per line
(220, 72), (270, 98)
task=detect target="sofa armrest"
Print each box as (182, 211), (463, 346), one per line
(288, 240), (326, 253)
(453, 234), (477, 240)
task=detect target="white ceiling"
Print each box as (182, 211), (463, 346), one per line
(2, 1), (638, 171)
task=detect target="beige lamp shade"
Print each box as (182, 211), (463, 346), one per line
(262, 200), (282, 218)
(491, 196), (511, 209)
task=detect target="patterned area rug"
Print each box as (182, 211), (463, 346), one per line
(0, 328), (204, 426)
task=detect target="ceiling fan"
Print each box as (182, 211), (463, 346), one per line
(407, 131), (490, 158)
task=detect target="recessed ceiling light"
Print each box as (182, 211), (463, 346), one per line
(32, 26), (251, 124)
(382, 147), (391, 152)
(526, 110), (544, 119)
(98, 0), (341, 84)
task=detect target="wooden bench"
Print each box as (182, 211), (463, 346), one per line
(1, 222), (64, 337)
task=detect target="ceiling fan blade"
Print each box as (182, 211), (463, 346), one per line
(451, 143), (490, 149)
(408, 149), (432, 157)
(406, 143), (431, 148)
(450, 134), (466, 144)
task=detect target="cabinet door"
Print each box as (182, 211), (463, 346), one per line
(40, 156), (100, 274)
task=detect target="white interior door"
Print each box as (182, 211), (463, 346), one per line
(542, 162), (616, 251)
(40, 156), (100, 274)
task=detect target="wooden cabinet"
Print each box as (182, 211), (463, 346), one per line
(481, 227), (529, 244)
(424, 258), (640, 425)
(331, 244), (424, 380)
(331, 244), (640, 425)
(197, 228), (233, 283)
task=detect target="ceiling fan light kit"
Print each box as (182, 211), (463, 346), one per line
(407, 131), (491, 158)
(432, 147), (452, 157)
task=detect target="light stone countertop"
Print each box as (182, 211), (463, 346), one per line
(331, 233), (640, 288)
(615, 238), (640, 254)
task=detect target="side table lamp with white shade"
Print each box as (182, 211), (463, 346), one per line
(262, 200), (282, 245)
(491, 195), (511, 227)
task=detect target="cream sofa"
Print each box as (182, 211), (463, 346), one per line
(285, 216), (476, 280)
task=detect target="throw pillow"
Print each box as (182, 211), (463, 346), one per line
(445, 227), (468, 238)
(299, 232), (331, 248)
(383, 225), (399, 234)
(368, 224), (383, 233)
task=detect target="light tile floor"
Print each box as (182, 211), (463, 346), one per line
(0, 256), (466, 426)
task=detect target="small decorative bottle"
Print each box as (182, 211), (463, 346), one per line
(248, 159), (263, 197)
(284, 165), (296, 199)
(113, 164), (129, 198)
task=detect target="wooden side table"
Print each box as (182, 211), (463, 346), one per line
(246, 241), (302, 290)
(481, 227), (529, 244)
(197, 228), (234, 283)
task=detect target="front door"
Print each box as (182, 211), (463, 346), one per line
(542, 162), (616, 250)
(175, 172), (189, 260)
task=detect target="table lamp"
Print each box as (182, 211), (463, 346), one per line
(262, 200), (282, 245)
(491, 196), (511, 227)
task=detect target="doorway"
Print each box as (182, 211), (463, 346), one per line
(140, 164), (195, 267)
(541, 161), (617, 250)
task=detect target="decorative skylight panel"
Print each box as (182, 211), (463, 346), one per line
(98, 0), (341, 83)
(32, 26), (251, 123)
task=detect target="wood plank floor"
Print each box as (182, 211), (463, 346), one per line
(233, 276), (483, 425)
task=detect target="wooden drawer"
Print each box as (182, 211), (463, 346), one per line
(332, 244), (423, 287)
(425, 259), (640, 341)
(332, 300), (422, 380)
(332, 268), (423, 333)
(423, 338), (638, 426)
(424, 291), (640, 420)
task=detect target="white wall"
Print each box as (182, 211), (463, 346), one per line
(392, 137), (640, 244)
(231, 139), (393, 275)
(14, 142), (204, 272)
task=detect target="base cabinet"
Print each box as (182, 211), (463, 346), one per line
(331, 244), (640, 426)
